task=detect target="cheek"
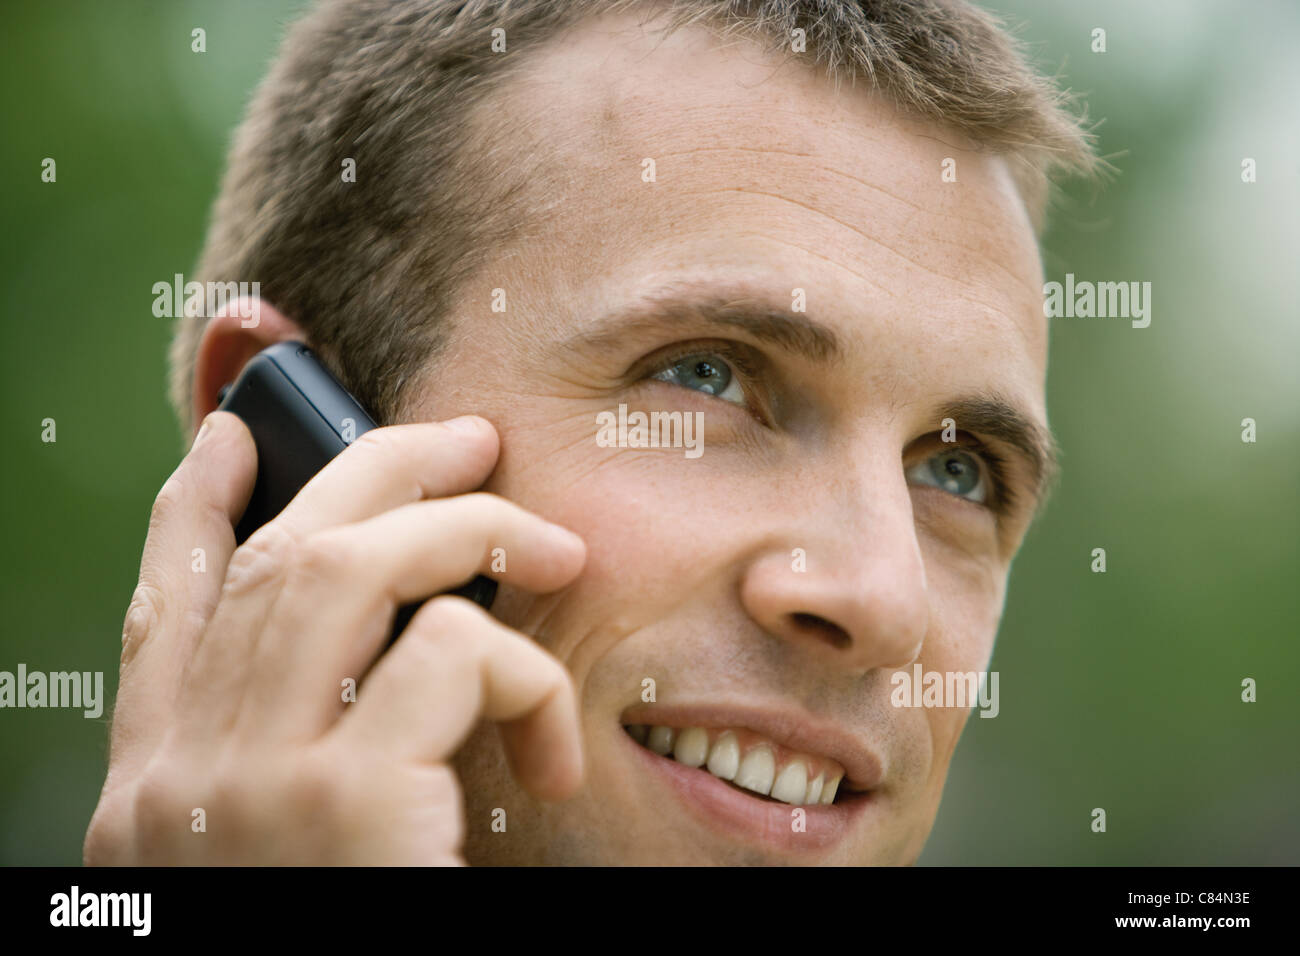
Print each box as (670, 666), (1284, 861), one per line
(485, 392), (777, 596)
(482, 423), (752, 685)
(919, 555), (1004, 676)
(912, 557), (1004, 772)
(502, 452), (723, 592)
(912, 496), (1007, 667)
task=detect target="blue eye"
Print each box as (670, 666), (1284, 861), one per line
(652, 353), (746, 405)
(907, 447), (988, 504)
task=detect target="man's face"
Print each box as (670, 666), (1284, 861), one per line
(405, 10), (1049, 864)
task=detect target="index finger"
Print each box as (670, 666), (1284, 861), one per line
(113, 411), (256, 770)
(271, 416), (500, 539)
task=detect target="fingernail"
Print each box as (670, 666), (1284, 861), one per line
(443, 415), (483, 435)
(191, 415), (214, 451)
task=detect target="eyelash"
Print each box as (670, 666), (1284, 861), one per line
(640, 342), (1017, 515)
(641, 340), (769, 422)
(940, 434), (1017, 515)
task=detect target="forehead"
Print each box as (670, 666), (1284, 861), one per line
(473, 9), (1048, 407)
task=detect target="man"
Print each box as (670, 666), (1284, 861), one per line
(85, 0), (1096, 865)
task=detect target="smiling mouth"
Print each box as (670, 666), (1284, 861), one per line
(623, 723), (863, 807)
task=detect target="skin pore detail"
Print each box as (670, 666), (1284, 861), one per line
(386, 8), (1049, 864)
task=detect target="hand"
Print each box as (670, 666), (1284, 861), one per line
(84, 412), (586, 865)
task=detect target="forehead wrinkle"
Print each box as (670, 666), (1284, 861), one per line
(662, 141), (963, 224)
(654, 144), (816, 161)
(661, 136), (1032, 293)
(815, 158), (1026, 235)
(724, 231), (898, 299)
(711, 184), (1030, 297)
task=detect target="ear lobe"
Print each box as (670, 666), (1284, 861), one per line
(192, 296), (307, 430)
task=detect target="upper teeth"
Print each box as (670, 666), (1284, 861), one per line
(627, 724), (846, 806)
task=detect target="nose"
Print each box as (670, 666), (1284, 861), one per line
(738, 476), (928, 675)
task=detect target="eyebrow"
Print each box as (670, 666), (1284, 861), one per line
(568, 294), (843, 365)
(566, 292), (1058, 510)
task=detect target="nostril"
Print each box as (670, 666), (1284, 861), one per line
(788, 612), (851, 649)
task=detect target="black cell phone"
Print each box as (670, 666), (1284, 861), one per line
(217, 341), (496, 643)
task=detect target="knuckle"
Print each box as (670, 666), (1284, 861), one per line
(523, 642), (571, 696)
(458, 491), (515, 529)
(418, 765), (467, 856)
(460, 491), (505, 514)
(223, 521), (297, 596)
(349, 426), (402, 461)
(293, 530), (360, 583)
(121, 583), (165, 666)
(83, 795), (131, 866)
(282, 748), (347, 821)
(410, 594), (489, 637)
(208, 752), (262, 830)
(419, 764), (463, 815)
(540, 651), (574, 692)
(148, 475), (187, 531)
(132, 763), (191, 850)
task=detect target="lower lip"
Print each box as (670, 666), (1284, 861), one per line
(622, 728), (877, 855)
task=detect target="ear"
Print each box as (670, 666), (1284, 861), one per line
(191, 296), (307, 432)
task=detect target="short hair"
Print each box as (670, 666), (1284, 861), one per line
(169, 0), (1099, 436)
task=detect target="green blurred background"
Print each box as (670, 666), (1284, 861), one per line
(1, 0), (1296, 865)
